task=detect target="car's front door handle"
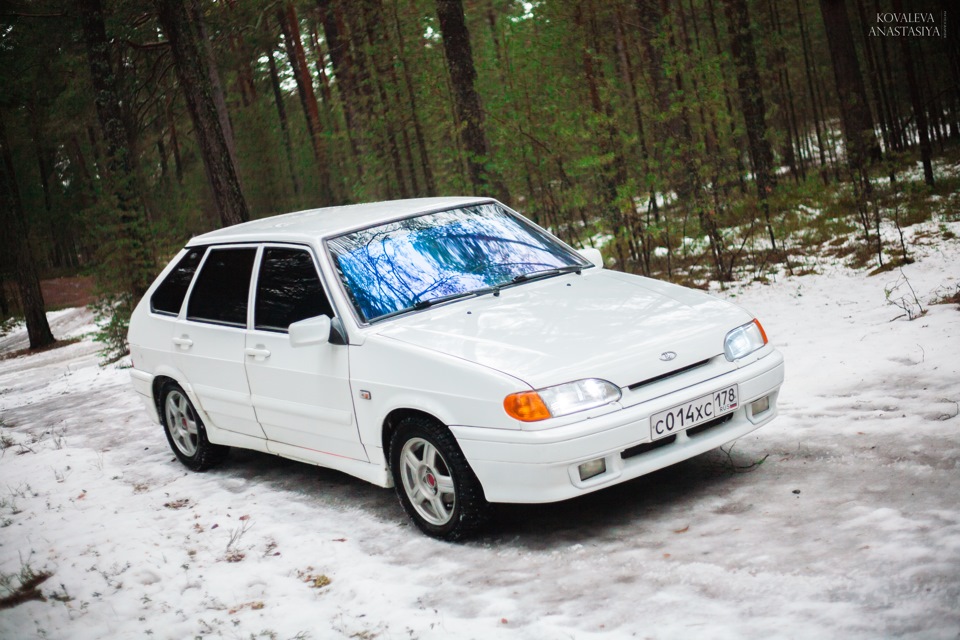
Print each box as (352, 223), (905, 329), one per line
(244, 346), (271, 361)
(172, 336), (193, 349)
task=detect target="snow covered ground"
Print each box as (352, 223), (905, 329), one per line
(1, 222), (958, 640)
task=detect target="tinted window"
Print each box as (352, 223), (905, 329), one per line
(255, 248), (333, 332)
(151, 247), (206, 316)
(186, 248), (256, 327)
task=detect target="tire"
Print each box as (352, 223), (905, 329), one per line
(159, 381), (229, 472)
(390, 416), (491, 541)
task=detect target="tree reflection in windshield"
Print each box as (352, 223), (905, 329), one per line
(327, 203), (586, 322)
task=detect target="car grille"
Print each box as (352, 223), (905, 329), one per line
(620, 412), (734, 460)
(621, 435), (676, 459)
(627, 358), (711, 391)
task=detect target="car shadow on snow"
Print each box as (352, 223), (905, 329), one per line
(213, 448), (405, 524)
(486, 448), (762, 548)
(206, 444), (764, 546)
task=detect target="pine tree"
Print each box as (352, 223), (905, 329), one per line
(0, 111), (55, 349)
(435, 0), (509, 202)
(156, 0), (250, 227)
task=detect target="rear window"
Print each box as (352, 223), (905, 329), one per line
(186, 247), (257, 327)
(150, 248), (206, 316)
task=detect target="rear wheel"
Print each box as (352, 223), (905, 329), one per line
(159, 382), (229, 471)
(390, 416), (490, 540)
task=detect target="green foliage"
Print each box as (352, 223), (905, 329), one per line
(91, 292), (134, 364)
(0, 0), (956, 317)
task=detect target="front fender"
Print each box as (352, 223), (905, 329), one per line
(349, 335), (529, 451)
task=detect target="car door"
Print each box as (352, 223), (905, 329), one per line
(173, 246), (265, 439)
(245, 245), (367, 461)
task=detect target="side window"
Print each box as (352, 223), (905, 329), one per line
(255, 247), (333, 332)
(150, 247), (206, 316)
(186, 248), (256, 327)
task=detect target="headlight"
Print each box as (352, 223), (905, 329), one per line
(724, 319), (768, 361)
(504, 379), (621, 422)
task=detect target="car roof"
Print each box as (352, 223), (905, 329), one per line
(187, 196), (495, 247)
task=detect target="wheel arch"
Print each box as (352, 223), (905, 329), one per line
(381, 408), (447, 465)
(152, 374), (177, 416)
(150, 371), (213, 433)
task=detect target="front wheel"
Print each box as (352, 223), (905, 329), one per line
(159, 381), (229, 472)
(390, 417), (490, 540)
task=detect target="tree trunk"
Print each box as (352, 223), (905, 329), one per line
(0, 275), (8, 319)
(228, 17), (258, 108)
(156, 0), (250, 227)
(574, 1), (633, 269)
(78, 0), (155, 297)
(0, 111), (55, 349)
(796, 0), (830, 180)
(767, 0), (803, 182)
(435, 0), (509, 202)
(154, 100), (171, 189)
(819, 0), (882, 262)
(614, 7), (656, 274)
(392, 1), (436, 195)
(188, 0), (239, 173)
(722, 0), (778, 253)
(819, 0), (880, 170)
(854, 0), (893, 161)
(639, 0), (727, 280)
(317, 0), (365, 174)
(874, 8), (905, 151)
(368, 0), (420, 196)
(27, 110), (68, 269)
(276, 2), (334, 203)
(166, 93), (185, 185)
(705, 0), (747, 193)
(359, 0), (411, 198)
(308, 25), (336, 130)
(893, 0), (934, 186)
(266, 50), (302, 196)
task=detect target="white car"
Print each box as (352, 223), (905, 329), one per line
(128, 197), (784, 539)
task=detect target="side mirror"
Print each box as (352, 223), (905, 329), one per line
(579, 247), (604, 269)
(289, 315), (332, 347)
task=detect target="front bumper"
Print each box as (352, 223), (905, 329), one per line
(450, 350), (785, 503)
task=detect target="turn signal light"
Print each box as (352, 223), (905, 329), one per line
(753, 319), (769, 344)
(503, 391), (552, 422)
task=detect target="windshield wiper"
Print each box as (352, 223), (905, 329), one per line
(411, 285), (501, 311)
(412, 291), (477, 310)
(511, 264), (583, 284)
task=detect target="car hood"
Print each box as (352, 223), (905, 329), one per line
(375, 270), (752, 389)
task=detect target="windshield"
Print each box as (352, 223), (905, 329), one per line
(327, 203), (588, 323)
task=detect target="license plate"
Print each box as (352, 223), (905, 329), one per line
(650, 385), (739, 441)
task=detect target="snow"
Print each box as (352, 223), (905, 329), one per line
(1, 223), (959, 639)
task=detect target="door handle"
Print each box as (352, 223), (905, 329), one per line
(244, 347), (271, 361)
(172, 336), (193, 349)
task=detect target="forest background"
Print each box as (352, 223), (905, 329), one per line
(0, 0), (957, 358)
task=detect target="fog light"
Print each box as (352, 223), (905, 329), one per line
(750, 395), (770, 416)
(578, 458), (607, 481)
